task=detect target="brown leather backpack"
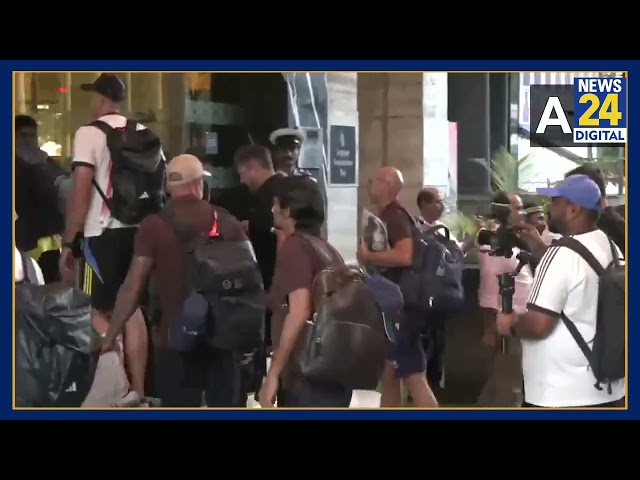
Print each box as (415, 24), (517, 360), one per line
(291, 234), (388, 390)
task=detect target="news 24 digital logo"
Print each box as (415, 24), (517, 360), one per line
(530, 77), (627, 147)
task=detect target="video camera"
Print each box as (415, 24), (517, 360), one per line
(476, 202), (522, 258)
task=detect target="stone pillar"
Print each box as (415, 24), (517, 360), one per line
(358, 73), (454, 217)
(358, 73), (425, 217)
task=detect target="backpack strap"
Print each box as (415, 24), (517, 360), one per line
(554, 236), (603, 390)
(159, 206), (200, 243)
(554, 236), (605, 276)
(296, 233), (344, 269)
(87, 120), (121, 212)
(428, 224), (451, 241)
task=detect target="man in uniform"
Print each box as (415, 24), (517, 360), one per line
(269, 127), (327, 240)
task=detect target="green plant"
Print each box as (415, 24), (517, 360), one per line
(442, 210), (478, 241)
(471, 147), (540, 193)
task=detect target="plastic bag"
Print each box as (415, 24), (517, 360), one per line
(360, 209), (389, 274)
(15, 283), (100, 407)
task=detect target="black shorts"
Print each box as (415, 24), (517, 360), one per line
(79, 227), (137, 311)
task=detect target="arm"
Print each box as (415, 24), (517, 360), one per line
(365, 238), (413, 267)
(360, 210), (413, 267)
(62, 127), (100, 244)
(266, 239), (314, 378)
(267, 288), (312, 379)
(511, 246), (571, 339)
(103, 221), (156, 345)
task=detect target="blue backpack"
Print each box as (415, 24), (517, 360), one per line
(397, 213), (465, 316)
(364, 272), (404, 343)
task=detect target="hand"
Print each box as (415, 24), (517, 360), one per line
(258, 374), (279, 408)
(272, 227), (288, 243)
(356, 239), (370, 265)
(58, 247), (76, 284)
(100, 335), (117, 354)
(514, 222), (545, 249)
(496, 312), (514, 336)
(240, 220), (249, 233)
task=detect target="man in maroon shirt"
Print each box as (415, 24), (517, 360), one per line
(101, 154), (248, 407)
(357, 167), (438, 408)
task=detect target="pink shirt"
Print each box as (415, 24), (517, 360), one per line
(477, 247), (533, 314)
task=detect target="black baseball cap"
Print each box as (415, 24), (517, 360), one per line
(80, 73), (126, 103)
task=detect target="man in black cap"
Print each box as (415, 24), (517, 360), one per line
(269, 128), (310, 177)
(59, 73), (149, 398)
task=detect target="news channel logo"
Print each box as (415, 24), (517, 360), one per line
(530, 77), (627, 147)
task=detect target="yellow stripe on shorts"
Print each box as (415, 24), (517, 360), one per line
(83, 262), (94, 295)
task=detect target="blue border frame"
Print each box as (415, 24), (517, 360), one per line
(6, 60), (634, 419)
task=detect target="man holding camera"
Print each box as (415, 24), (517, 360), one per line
(476, 192), (533, 407)
(497, 175), (624, 408)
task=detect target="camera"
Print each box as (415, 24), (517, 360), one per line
(476, 202), (521, 258)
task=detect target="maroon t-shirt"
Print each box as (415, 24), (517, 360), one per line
(133, 196), (246, 346)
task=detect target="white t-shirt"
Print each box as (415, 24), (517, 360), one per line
(14, 248), (45, 285)
(522, 229), (625, 407)
(72, 114), (147, 237)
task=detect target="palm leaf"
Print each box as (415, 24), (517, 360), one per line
(471, 147), (539, 193)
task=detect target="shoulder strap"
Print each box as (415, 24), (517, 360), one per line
(607, 236), (621, 268)
(555, 235), (604, 388)
(428, 224), (451, 240)
(296, 233), (344, 269)
(554, 236), (605, 276)
(125, 119), (139, 131)
(560, 312), (597, 381)
(87, 120), (117, 210)
(159, 207), (199, 243)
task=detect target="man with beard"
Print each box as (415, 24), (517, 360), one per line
(498, 175), (624, 408)
(518, 165), (624, 258)
(269, 128), (327, 240)
(269, 128), (310, 177)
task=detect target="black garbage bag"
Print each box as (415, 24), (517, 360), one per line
(15, 283), (100, 407)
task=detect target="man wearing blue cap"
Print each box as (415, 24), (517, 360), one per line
(496, 174), (624, 408)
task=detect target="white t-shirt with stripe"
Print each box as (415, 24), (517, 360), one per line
(522, 229), (625, 407)
(71, 114), (146, 238)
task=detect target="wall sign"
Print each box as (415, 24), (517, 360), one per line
(329, 125), (356, 185)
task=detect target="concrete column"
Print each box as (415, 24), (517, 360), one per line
(358, 73), (424, 217)
(15, 72), (28, 114)
(163, 73), (188, 158)
(358, 73), (454, 217)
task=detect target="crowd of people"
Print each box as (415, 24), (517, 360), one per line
(15, 73), (626, 409)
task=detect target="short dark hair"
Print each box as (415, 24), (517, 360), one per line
(416, 188), (437, 208)
(565, 164), (606, 197)
(15, 115), (37, 131)
(275, 176), (324, 236)
(234, 144), (273, 170)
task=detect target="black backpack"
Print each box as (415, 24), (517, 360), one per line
(161, 207), (266, 352)
(15, 253), (100, 407)
(397, 213), (465, 316)
(90, 119), (165, 225)
(556, 236), (625, 393)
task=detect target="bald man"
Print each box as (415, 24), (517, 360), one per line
(357, 167), (438, 408)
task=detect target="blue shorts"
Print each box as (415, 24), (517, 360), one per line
(388, 311), (427, 379)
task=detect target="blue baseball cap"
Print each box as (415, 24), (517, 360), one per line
(536, 174), (602, 211)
